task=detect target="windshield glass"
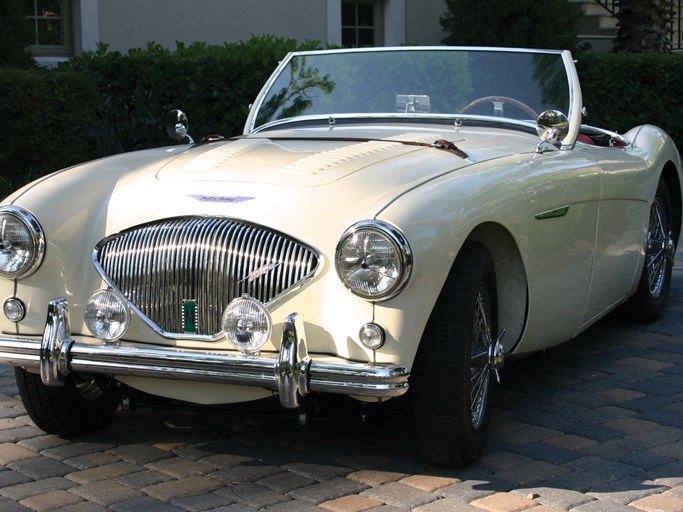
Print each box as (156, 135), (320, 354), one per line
(251, 48), (571, 131)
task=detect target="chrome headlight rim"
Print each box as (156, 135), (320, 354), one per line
(335, 220), (412, 301)
(0, 206), (46, 279)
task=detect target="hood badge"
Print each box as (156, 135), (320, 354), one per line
(189, 194), (254, 203)
(241, 262), (280, 284)
(182, 299), (198, 334)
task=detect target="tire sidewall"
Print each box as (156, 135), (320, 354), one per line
(411, 242), (497, 467)
(628, 180), (674, 321)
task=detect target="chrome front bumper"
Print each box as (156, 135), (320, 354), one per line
(0, 298), (409, 409)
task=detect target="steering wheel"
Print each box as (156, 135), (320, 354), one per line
(459, 96), (538, 119)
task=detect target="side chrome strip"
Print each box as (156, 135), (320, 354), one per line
(0, 299), (409, 408)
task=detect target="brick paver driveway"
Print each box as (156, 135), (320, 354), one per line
(0, 266), (681, 512)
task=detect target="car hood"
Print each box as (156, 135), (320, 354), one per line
(7, 125), (538, 249)
(157, 131), (459, 186)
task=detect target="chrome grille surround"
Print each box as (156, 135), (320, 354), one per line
(93, 217), (320, 340)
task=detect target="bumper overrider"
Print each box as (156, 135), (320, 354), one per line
(0, 298), (410, 409)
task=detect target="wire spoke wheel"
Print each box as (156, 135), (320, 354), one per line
(645, 197), (670, 298)
(623, 179), (675, 322)
(411, 242), (500, 467)
(470, 285), (493, 430)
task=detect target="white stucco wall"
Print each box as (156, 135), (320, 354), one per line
(71, 0), (446, 56)
(97, 0), (330, 52)
(405, 0), (447, 46)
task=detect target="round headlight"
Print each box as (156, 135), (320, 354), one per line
(335, 221), (412, 301)
(0, 207), (45, 279)
(84, 289), (130, 343)
(222, 295), (272, 353)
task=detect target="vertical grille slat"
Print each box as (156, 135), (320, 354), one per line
(95, 217), (319, 338)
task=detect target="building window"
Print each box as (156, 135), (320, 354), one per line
(342, 1), (378, 47)
(26, 0), (72, 56)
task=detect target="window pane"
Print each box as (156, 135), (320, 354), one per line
(341, 3), (356, 25)
(357, 4), (374, 27)
(39, 0), (62, 17)
(342, 28), (356, 47)
(26, 0), (71, 54)
(36, 18), (62, 45)
(342, 1), (376, 47)
(358, 28), (374, 46)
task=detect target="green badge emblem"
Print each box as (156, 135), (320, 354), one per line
(182, 299), (198, 333)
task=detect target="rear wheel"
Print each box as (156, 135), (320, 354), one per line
(16, 368), (118, 436)
(411, 242), (501, 467)
(625, 180), (675, 322)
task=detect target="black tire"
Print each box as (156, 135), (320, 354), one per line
(624, 180), (675, 322)
(15, 368), (118, 436)
(411, 242), (498, 467)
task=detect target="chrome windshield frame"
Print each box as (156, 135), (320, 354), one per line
(244, 46), (582, 149)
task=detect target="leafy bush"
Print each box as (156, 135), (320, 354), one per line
(440, 0), (584, 52)
(59, 36), (322, 153)
(0, 0), (35, 69)
(576, 52), (683, 146)
(0, 68), (98, 192)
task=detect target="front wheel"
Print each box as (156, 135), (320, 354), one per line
(410, 242), (501, 467)
(16, 368), (119, 436)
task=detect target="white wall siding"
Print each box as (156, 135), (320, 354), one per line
(405, 0), (446, 46)
(98, 0), (329, 52)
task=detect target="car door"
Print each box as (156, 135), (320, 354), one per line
(581, 147), (651, 325)
(512, 149), (602, 352)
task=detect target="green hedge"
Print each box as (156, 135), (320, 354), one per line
(0, 68), (98, 191)
(576, 52), (683, 144)
(58, 35), (323, 154)
(1, 41), (682, 199)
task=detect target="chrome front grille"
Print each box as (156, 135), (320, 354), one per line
(94, 217), (320, 338)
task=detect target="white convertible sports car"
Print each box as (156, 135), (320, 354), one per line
(0, 47), (680, 467)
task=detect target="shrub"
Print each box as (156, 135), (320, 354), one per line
(576, 52), (683, 146)
(0, 68), (98, 192)
(440, 0), (584, 52)
(59, 36), (323, 153)
(0, 0), (35, 69)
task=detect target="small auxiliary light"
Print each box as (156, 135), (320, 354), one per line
(3, 298), (25, 322)
(359, 323), (385, 350)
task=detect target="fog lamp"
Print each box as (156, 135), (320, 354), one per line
(222, 295), (272, 353)
(84, 289), (130, 343)
(3, 298), (25, 322)
(359, 323), (385, 350)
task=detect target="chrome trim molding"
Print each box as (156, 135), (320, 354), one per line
(0, 299), (409, 408)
